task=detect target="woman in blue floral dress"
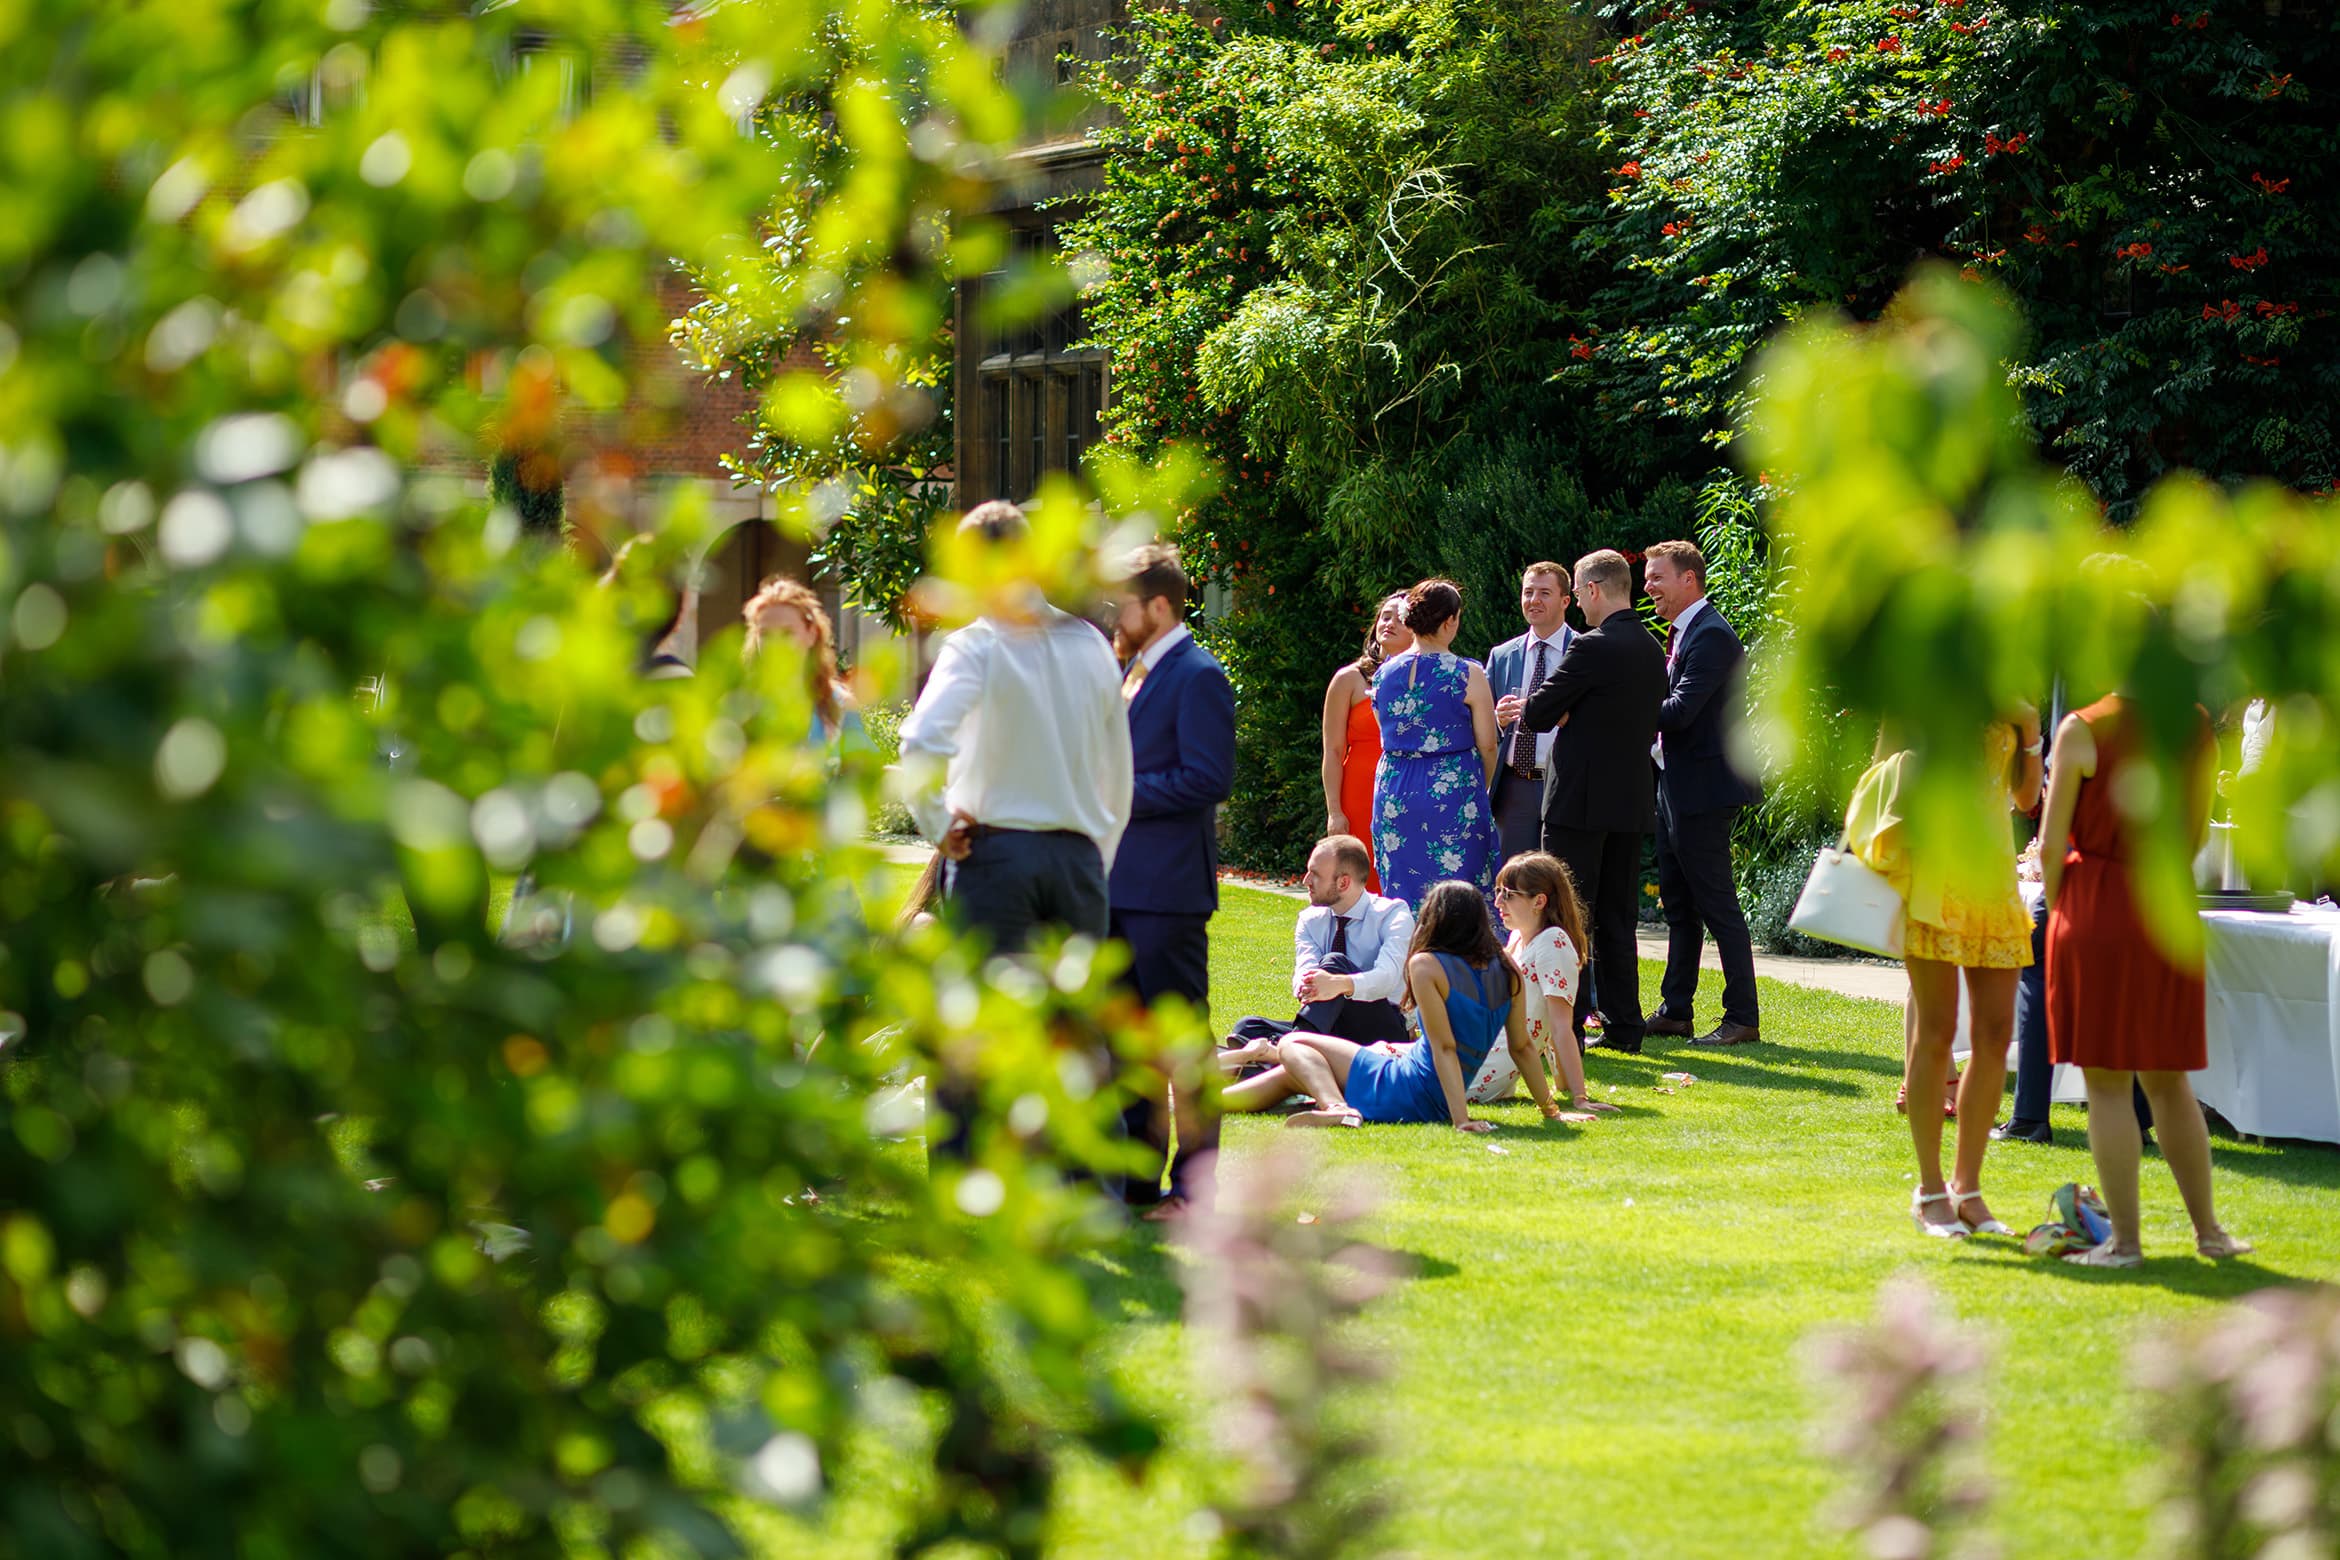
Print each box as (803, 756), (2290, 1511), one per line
(1373, 578), (1501, 909)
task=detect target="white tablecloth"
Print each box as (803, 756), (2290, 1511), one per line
(2196, 905), (2340, 1144)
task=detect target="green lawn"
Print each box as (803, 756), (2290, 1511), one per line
(983, 882), (2339, 1558)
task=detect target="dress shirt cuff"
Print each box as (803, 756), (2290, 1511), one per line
(1348, 958), (1402, 1005)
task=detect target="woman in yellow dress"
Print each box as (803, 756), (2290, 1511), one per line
(1848, 712), (2042, 1238)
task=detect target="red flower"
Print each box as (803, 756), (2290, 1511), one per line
(1619, 161), (1643, 178)
(2251, 172), (2291, 195)
(2116, 241), (2154, 260)
(2263, 73), (2293, 98)
(2023, 224), (2049, 244)
(2241, 354), (2282, 367)
(2255, 300), (2299, 317)
(1569, 335), (1597, 361)
(1826, 45), (1850, 60)
(2157, 262), (2191, 274)
(1928, 154), (1966, 173)
(2202, 299), (2241, 321)
(1916, 97), (1951, 117)
(1877, 34), (1902, 51)
(2229, 246), (2270, 271)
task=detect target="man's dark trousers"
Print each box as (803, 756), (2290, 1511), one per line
(936, 829), (1108, 1161)
(1547, 825), (1646, 1050)
(1227, 953), (1410, 1049)
(1110, 910), (1218, 1203)
(1653, 793), (1759, 1028)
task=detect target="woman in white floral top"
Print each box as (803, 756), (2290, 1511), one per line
(1476, 852), (1618, 1119)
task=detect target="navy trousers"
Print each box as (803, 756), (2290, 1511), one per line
(933, 830), (1109, 1163)
(1227, 953), (1411, 1049)
(1111, 908), (1219, 1203)
(1654, 795), (1760, 1029)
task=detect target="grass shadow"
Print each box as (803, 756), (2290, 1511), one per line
(1625, 1044), (1871, 1096)
(2009, 1248), (2311, 1299)
(1076, 1236), (1186, 1326)
(1340, 1244), (1461, 1283)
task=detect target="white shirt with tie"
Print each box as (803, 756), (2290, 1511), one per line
(1292, 891), (1416, 1006)
(1652, 595), (1710, 769)
(896, 606), (1134, 870)
(1507, 627), (1571, 772)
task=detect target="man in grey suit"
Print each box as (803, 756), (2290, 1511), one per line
(1487, 561), (1574, 874)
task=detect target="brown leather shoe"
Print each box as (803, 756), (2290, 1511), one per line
(1644, 1012), (1695, 1038)
(1692, 1021), (1761, 1046)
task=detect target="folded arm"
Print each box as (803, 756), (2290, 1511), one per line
(1519, 643), (1597, 735)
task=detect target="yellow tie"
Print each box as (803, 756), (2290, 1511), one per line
(1122, 658), (1148, 703)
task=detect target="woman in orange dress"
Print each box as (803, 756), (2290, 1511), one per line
(2043, 693), (2252, 1267)
(1320, 593), (1412, 889)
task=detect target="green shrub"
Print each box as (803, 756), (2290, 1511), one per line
(859, 701), (919, 838)
(0, 5), (1163, 1555)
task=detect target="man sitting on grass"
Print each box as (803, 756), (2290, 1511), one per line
(1221, 835), (1414, 1070)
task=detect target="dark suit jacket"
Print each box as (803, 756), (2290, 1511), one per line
(1108, 633), (1237, 916)
(1656, 601), (1764, 815)
(1519, 609), (1667, 834)
(1486, 626), (1573, 772)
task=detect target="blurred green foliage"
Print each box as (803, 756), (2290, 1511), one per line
(1751, 269), (2340, 952)
(0, 2), (1169, 1555)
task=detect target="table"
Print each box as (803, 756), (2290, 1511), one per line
(2196, 903), (2340, 1144)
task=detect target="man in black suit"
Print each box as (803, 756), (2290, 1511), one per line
(1642, 540), (1765, 1047)
(1519, 549), (1668, 1055)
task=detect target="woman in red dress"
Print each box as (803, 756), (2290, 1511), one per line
(1319, 593), (1412, 889)
(2042, 693), (2252, 1267)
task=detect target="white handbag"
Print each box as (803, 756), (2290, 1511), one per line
(1788, 840), (1906, 959)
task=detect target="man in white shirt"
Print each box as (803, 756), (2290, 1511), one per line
(895, 500), (1135, 1155)
(1223, 835), (1417, 1059)
(1488, 562), (1575, 875)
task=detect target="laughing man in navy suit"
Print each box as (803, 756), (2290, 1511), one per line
(1108, 543), (1237, 1219)
(1642, 539), (1765, 1047)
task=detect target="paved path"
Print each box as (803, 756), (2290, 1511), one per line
(877, 842), (1907, 1007)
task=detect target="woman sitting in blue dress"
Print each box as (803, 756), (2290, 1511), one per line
(1221, 882), (1564, 1130)
(1373, 578), (1500, 909)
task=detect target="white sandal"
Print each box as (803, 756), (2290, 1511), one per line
(2063, 1239), (2141, 1269)
(1911, 1186), (1967, 1239)
(1947, 1185), (2013, 1237)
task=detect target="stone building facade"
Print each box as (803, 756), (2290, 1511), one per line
(951, 0), (1127, 506)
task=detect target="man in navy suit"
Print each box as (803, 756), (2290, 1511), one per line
(1108, 543), (1237, 1218)
(1487, 561), (1574, 876)
(1642, 540), (1765, 1046)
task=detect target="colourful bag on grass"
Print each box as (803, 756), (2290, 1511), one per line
(2025, 1182), (2113, 1256)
